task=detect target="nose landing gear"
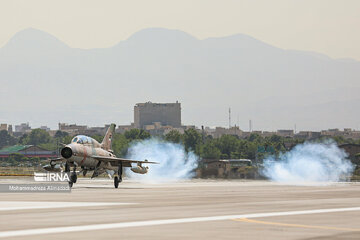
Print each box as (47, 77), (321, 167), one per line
(67, 162), (77, 188)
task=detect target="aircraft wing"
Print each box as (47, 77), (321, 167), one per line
(92, 156), (159, 167)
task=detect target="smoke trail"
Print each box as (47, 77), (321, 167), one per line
(262, 141), (354, 184)
(126, 138), (199, 182)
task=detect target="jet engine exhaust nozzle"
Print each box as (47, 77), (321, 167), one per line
(61, 147), (73, 159)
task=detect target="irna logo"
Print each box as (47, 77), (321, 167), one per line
(34, 172), (70, 182)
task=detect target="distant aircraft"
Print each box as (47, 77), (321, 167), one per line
(43, 124), (158, 188)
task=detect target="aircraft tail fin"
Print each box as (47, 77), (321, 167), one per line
(101, 123), (116, 151)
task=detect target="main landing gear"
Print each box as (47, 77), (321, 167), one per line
(114, 163), (123, 188)
(67, 162), (77, 188)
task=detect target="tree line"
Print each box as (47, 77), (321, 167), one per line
(1, 128), (360, 161)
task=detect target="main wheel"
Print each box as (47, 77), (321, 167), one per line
(69, 181), (73, 188)
(117, 164), (123, 184)
(114, 176), (119, 188)
(70, 172), (77, 183)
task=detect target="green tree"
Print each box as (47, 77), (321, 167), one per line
(201, 142), (221, 159)
(91, 135), (103, 143)
(124, 129), (150, 140)
(183, 128), (201, 152)
(164, 130), (182, 143)
(243, 141), (258, 159)
(19, 134), (28, 145)
(112, 134), (129, 157)
(62, 135), (73, 144)
(269, 134), (282, 143)
(0, 130), (17, 149)
(216, 135), (239, 159)
(54, 130), (69, 139)
(248, 133), (263, 142)
(8, 153), (26, 162)
(23, 129), (51, 145)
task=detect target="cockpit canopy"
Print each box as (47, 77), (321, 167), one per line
(71, 135), (94, 145)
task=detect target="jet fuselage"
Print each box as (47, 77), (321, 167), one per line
(60, 135), (117, 171)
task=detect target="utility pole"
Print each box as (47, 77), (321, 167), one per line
(201, 125), (205, 144)
(229, 108), (231, 129)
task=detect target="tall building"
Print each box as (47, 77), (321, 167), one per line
(134, 101), (181, 129)
(15, 123), (31, 133)
(0, 124), (8, 131)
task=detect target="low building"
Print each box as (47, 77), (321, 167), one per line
(82, 125), (110, 136)
(208, 126), (243, 138)
(198, 159), (254, 178)
(116, 124), (135, 134)
(321, 129), (341, 137)
(58, 123), (87, 136)
(262, 131), (276, 137)
(40, 126), (50, 131)
(277, 130), (294, 137)
(295, 131), (321, 139)
(0, 145), (57, 160)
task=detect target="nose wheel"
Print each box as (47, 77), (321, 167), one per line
(68, 163), (77, 188)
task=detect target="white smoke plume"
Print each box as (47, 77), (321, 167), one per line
(126, 139), (199, 182)
(262, 141), (354, 184)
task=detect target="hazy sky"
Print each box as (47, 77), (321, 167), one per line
(1, 0), (360, 60)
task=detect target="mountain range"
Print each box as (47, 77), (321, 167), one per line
(0, 28), (359, 131)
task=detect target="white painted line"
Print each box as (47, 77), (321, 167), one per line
(0, 207), (360, 238)
(0, 201), (136, 211)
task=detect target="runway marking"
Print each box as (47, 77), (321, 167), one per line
(0, 201), (137, 211)
(0, 207), (360, 238)
(233, 218), (360, 232)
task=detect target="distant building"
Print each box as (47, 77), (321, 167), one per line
(116, 123), (135, 134)
(58, 123), (87, 136)
(83, 125), (109, 136)
(134, 101), (181, 129)
(40, 126), (50, 131)
(0, 124), (8, 131)
(295, 131), (321, 139)
(210, 126), (243, 138)
(198, 159), (254, 179)
(319, 128), (360, 140)
(8, 125), (13, 135)
(0, 124), (12, 135)
(14, 123), (31, 133)
(276, 130), (294, 137)
(321, 129), (341, 137)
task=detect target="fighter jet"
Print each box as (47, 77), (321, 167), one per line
(44, 124), (158, 188)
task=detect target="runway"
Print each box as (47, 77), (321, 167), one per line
(0, 178), (359, 240)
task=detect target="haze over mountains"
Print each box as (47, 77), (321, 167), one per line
(0, 28), (359, 131)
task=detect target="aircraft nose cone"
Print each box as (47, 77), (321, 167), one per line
(61, 146), (73, 159)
